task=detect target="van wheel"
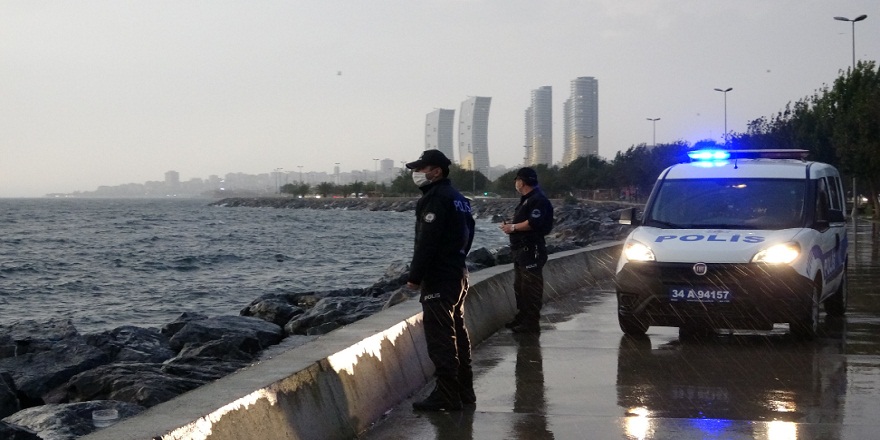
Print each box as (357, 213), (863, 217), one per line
(790, 283), (819, 340)
(618, 313), (648, 336)
(825, 271), (847, 317)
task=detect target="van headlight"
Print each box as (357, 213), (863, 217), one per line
(624, 240), (655, 262)
(752, 243), (800, 264)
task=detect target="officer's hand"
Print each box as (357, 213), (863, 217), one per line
(406, 282), (420, 291)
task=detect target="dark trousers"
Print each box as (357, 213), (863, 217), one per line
(421, 277), (472, 380)
(513, 247), (547, 325)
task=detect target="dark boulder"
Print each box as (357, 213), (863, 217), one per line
(173, 334), (261, 362)
(161, 357), (252, 383)
(164, 315), (283, 352)
(0, 372), (20, 419)
(160, 312), (209, 339)
(2, 400), (144, 440)
(494, 246), (514, 265)
(284, 296), (385, 336)
(240, 295), (305, 327)
(85, 325), (175, 363)
(0, 339), (111, 406)
(0, 422), (41, 440)
(466, 247), (496, 268)
(0, 319), (79, 359)
(370, 262), (410, 292)
(57, 363), (207, 408)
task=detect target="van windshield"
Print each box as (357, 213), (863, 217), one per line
(647, 178), (806, 230)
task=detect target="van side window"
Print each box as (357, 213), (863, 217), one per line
(827, 176), (842, 211)
(815, 179), (831, 222)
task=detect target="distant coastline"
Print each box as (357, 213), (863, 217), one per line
(210, 196), (535, 219)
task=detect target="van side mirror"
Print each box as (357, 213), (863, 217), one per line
(616, 207), (640, 226)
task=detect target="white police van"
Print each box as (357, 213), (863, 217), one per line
(615, 149), (848, 339)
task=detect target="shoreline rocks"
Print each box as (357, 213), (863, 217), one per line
(1, 197), (636, 439)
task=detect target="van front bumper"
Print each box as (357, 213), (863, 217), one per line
(615, 261), (814, 329)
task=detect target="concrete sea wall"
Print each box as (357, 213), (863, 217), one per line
(81, 242), (621, 440)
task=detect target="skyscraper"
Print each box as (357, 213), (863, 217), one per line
(562, 77), (599, 165)
(425, 108), (455, 160)
(525, 86), (552, 166)
(459, 96), (492, 174)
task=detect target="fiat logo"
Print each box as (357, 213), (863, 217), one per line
(693, 263), (708, 276)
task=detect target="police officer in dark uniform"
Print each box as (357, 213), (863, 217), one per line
(500, 167), (554, 333)
(405, 149), (476, 411)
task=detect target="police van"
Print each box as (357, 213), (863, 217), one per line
(615, 149), (848, 339)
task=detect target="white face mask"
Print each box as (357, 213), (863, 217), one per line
(515, 179), (523, 193)
(412, 171), (431, 187)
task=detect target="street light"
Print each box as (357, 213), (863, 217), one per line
(646, 118), (660, 147)
(714, 87), (733, 144)
(833, 14), (867, 218)
(834, 14), (868, 69)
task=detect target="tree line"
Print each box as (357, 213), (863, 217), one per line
(283, 62), (880, 216)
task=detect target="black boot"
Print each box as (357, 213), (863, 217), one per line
(505, 313), (524, 329)
(458, 367), (476, 405)
(413, 376), (462, 411)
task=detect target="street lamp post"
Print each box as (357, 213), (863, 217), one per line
(646, 118), (660, 147)
(834, 14), (868, 69)
(834, 14), (867, 218)
(714, 87), (733, 144)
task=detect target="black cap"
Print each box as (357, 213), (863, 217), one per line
(516, 167), (538, 185)
(406, 149), (452, 169)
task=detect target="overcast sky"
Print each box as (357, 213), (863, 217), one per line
(2, 1), (878, 197)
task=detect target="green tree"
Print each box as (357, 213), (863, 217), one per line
(315, 182), (334, 198)
(828, 61), (880, 216)
(389, 171), (417, 196)
(736, 61), (880, 216)
(281, 183), (310, 198)
(489, 169), (519, 197)
(558, 155), (611, 191)
(344, 181), (365, 197)
(447, 165), (489, 196)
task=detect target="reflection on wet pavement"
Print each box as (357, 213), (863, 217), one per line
(362, 220), (880, 440)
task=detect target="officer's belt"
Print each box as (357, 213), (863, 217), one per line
(511, 242), (544, 252)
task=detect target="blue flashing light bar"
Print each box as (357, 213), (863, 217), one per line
(688, 149), (731, 161)
(687, 149), (810, 163)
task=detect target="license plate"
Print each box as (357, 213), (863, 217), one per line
(668, 287), (733, 303)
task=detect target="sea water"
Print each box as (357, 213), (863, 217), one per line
(0, 198), (508, 333)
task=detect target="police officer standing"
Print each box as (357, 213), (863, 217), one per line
(500, 167), (554, 333)
(405, 149), (476, 411)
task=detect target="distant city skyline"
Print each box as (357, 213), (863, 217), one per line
(54, 159), (516, 198)
(563, 77), (600, 165)
(458, 96), (493, 176)
(425, 108), (455, 159)
(525, 86), (553, 166)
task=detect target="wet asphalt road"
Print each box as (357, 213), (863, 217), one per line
(362, 220), (880, 440)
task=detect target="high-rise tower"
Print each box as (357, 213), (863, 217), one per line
(525, 86), (552, 166)
(425, 109), (455, 160)
(562, 77), (599, 165)
(459, 97), (492, 174)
